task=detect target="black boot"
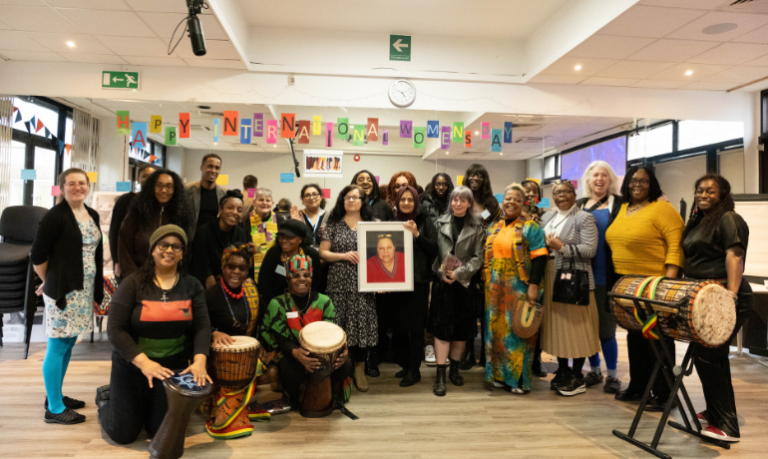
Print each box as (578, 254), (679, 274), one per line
(395, 362), (406, 379)
(459, 340), (476, 370)
(433, 365), (447, 396)
(449, 358), (464, 386)
(365, 349), (380, 378)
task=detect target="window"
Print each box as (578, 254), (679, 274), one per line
(543, 155), (558, 179)
(627, 123), (673, 160)
(678, 120), (744, 151)
(560, 136), (626, 181)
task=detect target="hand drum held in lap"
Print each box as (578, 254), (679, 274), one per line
(209, 336), (261, 389)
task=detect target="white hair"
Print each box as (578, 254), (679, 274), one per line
(255, 188), (273, 200)
(580, 160), (619, 198)
(444, 185), (479, 225)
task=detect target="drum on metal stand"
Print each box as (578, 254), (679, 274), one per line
(149, 371), (212, 459)
(298, 321), (346, 418)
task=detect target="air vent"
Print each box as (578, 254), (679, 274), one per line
(191, 124), (210, 131)
(722, 0), (768, 13)
(514, 136), (549, 144)
(198, 110), (225, 117)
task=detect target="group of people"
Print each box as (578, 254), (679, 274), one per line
(30, 155), (750, 445)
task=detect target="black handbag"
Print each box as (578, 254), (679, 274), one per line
(552, 246), (590, 306)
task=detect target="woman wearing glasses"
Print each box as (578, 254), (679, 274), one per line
(97, 225), (211, 444)
(606, 166), (684, 411)
(118, 170), (191, 278)
(190, 190), (249, 288)
(319, 185), (377, 392)
(540, 180), (601, 397)
(206, 244), (259, 346)
(298, 184), (328, 248)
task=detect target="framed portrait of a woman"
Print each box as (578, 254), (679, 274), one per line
(357, 221), (414, 292)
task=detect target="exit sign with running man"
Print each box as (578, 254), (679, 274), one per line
(102, 71), (140, 90)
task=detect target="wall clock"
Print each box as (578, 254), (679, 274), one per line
(389, 79), (416, 108)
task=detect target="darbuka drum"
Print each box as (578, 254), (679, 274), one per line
(209, 336), (260, 389)
(149, 372), (212, 459)
(298, 321), (346, 418)
(611, 276), (736, 347)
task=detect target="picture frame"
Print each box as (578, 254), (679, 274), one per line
(357, 221), (414, 293)
(303, 149), (343, 177)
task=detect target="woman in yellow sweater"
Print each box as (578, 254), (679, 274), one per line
(605, 166), (684, 411)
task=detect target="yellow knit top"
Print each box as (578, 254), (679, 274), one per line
(605, 201), (685, 277)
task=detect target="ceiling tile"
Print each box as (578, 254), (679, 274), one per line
(701, 66), (768, 84)
(667, 11), (768, 42)
(630, 79), (690, 89)
(59, 53), (128, 64)
(124, 0), (187, 14)
(626, 38), (720, 62)
(45, 0), (130, 10)
(23, 32), (114, 54)
(0, 5), (84, 33)
(94, 35), (174, 57)
(596, 60), (675, 79)
(0, 20), (12, 30)
(679, 81), (736, 91)
(0, 49), (67, 61)
(0, 30), (50, 52)
(0, 0), (47, 4)
(174, 40), (240, 60)
(687, 43), (768, 65)
(579, 77), (640, 87)
(646, 62), (730, 81)
(540, 57), (619, 77)
(122, 56), (187, 66)
(597, 5), (706, 38)
(56, 8), (156, 37)
(566, 35), (655, 60)
(731, 24), (768, 44)
(138, 12), (228, 40)
(638, 0), (728, 9)
(183, 59), (245, 69)
(745, 53), (768, 67)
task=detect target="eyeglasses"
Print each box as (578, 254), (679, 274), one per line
(290, 272), (312, 279)
(224, 263), (249, 272)
(304, 193), (320, 199)
(157, 241), (183, 253)
(629, 179), (650, 186)
(155, 184), (174, 191)
(553, 190), (574, 196)
(345, 196), (361, 202)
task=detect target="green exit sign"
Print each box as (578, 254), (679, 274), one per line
(390, 35), (411, 61)
(102, 71), (140, 90)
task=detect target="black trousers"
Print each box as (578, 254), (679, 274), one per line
(98, 352), (187, 444)
(692, 286), (752, 437)
(626, 330), (676, 400)
(391, 283), (430, 371)
(376, 294), (396, 363)
(277, 353), (354, 409)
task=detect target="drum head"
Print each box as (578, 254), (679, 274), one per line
(299, 321), (346, 353)
(164, 371), (213, 397)
(212, 335), (260, 352)
(693, 283), (736, 346)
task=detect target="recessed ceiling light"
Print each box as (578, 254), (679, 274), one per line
(445, 151), (449, 155)
(499, 153), (503, 155)
(66, 41), (75, 47)
(273, 145), (276, 147)
(574, 65), (582, 71)
(702, 23), (737, 35)
(685, 70), (693, 76)
(474, 131), (479, 135)
(197, 105), (211, 109)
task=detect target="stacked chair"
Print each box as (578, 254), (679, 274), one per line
(0, 205), (48, 358)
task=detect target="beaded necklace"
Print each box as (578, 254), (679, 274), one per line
(219, 277), (249, 332)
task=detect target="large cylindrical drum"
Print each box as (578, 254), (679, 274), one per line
(611, 276), (736, 347)
(209, 336), (260, 389)
(298, 321), (346, 418)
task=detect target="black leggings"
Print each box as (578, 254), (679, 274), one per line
(626, 331), (676, 400)
(98, 352), (186, 444)
(277, 354), (354, 408)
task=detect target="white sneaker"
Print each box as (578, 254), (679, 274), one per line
(492, 381), (505, 388)
(425, 345), (436, 366)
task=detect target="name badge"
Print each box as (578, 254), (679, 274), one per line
(481, 209), (491, 219)
(275, 265), (286, 276)
(286, 311), (299, 319)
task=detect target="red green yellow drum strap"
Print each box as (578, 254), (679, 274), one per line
(632, 276), (663, 340)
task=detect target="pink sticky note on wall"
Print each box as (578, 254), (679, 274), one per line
(322, 188), (331, 199)
(247, 188), (257, 198)
(51, 185), (60, 197)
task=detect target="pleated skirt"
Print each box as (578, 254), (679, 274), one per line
(540, 260), (601, 358)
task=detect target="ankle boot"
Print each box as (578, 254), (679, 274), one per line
(433, 365), (447, 396)
(365, 349), (380, 378)
(449, 358), (464, 386)
(400, 365), (421, 387)
(354, 362), (369, 392)
(459, 341), (476, 370)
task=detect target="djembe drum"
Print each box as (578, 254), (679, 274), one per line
(298, 321), (346, 418)
(148, 372), (212, 459)
(611, 276), (736, 346)
(206, 336), (261, 439)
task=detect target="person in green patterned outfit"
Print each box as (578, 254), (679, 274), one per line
(261, 254), (352, 411)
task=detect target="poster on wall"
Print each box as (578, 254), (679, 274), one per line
(357, 222), (414, 293)
(303, 149), (343, 177)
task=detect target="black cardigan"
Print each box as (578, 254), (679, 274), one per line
(411, 211), (440, 284)
(31, 199), (104, 309)
(108, 191), (136, 267)
(576, 194), (622, 289)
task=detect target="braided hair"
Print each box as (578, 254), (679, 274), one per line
(683, 174), (734, 241)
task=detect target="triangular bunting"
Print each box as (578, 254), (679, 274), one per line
(24, 121), (31, 133)
(36, 119), (44, 133)
(14, 111), (21, 123)
(12, 106), (18, 113)
(44, 127), (51, 138)
(149, 155), (158, 163)
(65, 144), (71, 155)
(58, 140), (65, 155)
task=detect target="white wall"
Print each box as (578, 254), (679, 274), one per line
(166, 146), (186, 177)
(95, 114), (128, 191)
(179, 149), (526, 204)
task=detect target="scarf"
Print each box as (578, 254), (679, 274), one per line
(394, 185), (420, 221)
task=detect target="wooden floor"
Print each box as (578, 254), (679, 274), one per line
(1, 337), (768, 459)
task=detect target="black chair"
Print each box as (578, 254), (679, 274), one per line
(0, 205), (48, 358)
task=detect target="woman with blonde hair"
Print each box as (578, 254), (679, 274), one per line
(242, 188), (278, 281)
(575, 160), (623, 393)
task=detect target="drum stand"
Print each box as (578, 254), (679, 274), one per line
(608, 292), (732, 459)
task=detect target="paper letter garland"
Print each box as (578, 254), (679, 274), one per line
(266, 120), (278, 144)
(414, 127), (426, 149)
(116, 110), (130, 135)
(223, 111), (238, 136)
(440, 126), (450, 149)
(253, 113), (263, 137)
(179, 113), (190, 138)
(366, 118), (379, 142)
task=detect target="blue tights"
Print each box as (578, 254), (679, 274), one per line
(42, 337), (77, 414)
(588, 337), (618, 372)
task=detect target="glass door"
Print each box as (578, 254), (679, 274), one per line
(33, 146), (57, 209)
(10, 140), (26, 207)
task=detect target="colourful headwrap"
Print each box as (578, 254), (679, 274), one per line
(286, 253), (313, 277)
(221, 243), (255, 270)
